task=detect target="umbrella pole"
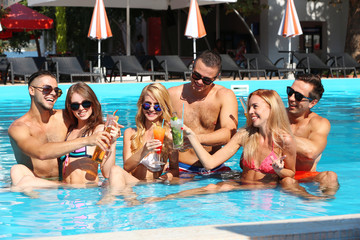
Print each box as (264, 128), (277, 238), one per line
(98, 39), (103, 83)
(126, 0), (130, 56)
(288, 38), (291, 65)
(193, 38), (196, 60)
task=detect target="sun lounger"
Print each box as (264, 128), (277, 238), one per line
(51, 56), (100, 82)
(155, 55), (191, 81)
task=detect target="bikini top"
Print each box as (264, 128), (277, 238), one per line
(58, 131), (93, 180)
(59, 131), (93, 162)
(242, 143), (276, 174)
(139, 152), (162, 172)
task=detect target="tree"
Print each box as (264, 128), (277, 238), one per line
(345, 0), (360, 61)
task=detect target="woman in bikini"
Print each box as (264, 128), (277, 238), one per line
(59, 82), (121, 186)
(106, 83), (179, 195)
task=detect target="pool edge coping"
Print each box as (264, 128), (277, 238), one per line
(28, 213), (360, 240)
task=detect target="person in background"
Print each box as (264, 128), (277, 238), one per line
(168, 50), (238, 176)
(235, 40), (247, 67)
(284, 74), (339, 195)
(213, 39), (225, 54)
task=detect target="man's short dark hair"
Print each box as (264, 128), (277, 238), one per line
(28, 70), (56, 87)
(194, 50), (222, 73)
(296, 73), (324, 100)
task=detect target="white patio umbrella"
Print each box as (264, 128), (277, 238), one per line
(28, 0), (235, 56)
(278, 0), (302, 65)
(184, 0), (206, 60)
(88, 0), (112, 82)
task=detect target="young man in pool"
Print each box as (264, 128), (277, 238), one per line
(9, 70), (112, 189)
(284, 74), (339, 195)
(168, 50), (238, 175)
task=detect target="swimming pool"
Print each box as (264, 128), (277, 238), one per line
(0, 79), (359, 239)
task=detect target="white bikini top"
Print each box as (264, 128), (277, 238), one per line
(140, 152), (162, 172)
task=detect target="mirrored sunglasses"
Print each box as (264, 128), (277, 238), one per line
(191, 71), (216, 85)
(70, 100), (92, 111)
(32, 85), (62, 98)
(287, 86), (313, 102)
(142, 102), (162, 112)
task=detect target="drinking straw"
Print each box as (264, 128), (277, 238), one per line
(239, 97), (247, 116)
(162, 119), (165, 128)
(113, 109), (118, 115)
(181, 103), (184, 139)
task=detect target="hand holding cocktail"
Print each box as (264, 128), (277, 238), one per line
(92, 113), (121, 164)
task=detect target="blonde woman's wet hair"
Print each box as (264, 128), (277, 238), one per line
(130, 83), (173, 160)
(240, 89), (292, 163)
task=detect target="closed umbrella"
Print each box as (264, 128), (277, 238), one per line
(88, 0), (112, 82)
(184, 0), (206, 60)
(278, 0), (302, 65)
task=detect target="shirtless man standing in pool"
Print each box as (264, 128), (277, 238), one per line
(168, 50), (238, 175)
(285, 74), (339, 194)
(9, 70), (111, 189)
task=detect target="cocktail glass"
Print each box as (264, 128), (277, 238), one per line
(153, 125), (166, 165)
(92, 114), (118, 164)
(170, 116), (183, 149)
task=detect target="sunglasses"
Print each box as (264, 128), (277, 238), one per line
(32, 85), (63, 98)
(191, 71), (216, 85)
(70, 100), (92, 111)
(142, 102), (162, 112)
(287, 86), (313, 102)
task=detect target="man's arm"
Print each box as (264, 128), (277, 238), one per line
(197, 88), (238, 146)
(294, 116), (330, 161)
(8, 123), (111, 160)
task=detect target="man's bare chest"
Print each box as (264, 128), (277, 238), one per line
(184, 103), (220, 130)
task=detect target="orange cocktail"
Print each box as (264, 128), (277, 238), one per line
(153, 126), (165, 154)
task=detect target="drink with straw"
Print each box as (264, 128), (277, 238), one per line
(170, 112), (183, 149)
(153, 125), (166, 165)
(92, 113), (119, 164)
(153, 125), (166, 154)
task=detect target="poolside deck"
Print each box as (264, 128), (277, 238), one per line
(30, 214), (360, 240)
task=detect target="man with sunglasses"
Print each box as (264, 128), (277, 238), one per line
(9, 70), (111, 188)
(286, 74), (339, 195)
(168, 50), (238, 175)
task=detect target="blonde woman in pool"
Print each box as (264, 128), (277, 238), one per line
(100, 83), (179, 204)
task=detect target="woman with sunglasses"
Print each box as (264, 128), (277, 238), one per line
(59, 82), (121, 186)
(147, 89), (323, 202)
(106, 83), (178, 194)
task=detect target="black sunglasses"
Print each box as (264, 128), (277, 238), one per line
(70, 100), (92, 111)
(142, 102), (162, 112)
(287, 86), (313, 102)
(32, 85), (62, 98)
(191, 71), (216, 85)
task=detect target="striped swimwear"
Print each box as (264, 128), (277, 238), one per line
(179, 162), (231, 175)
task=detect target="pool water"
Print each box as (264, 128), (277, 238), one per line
(0, 79), (359, 239)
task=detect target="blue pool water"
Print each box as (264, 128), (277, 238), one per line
(0, 79), (359, 239)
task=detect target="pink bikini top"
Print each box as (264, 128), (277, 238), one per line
(242, 144), (276, 174)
